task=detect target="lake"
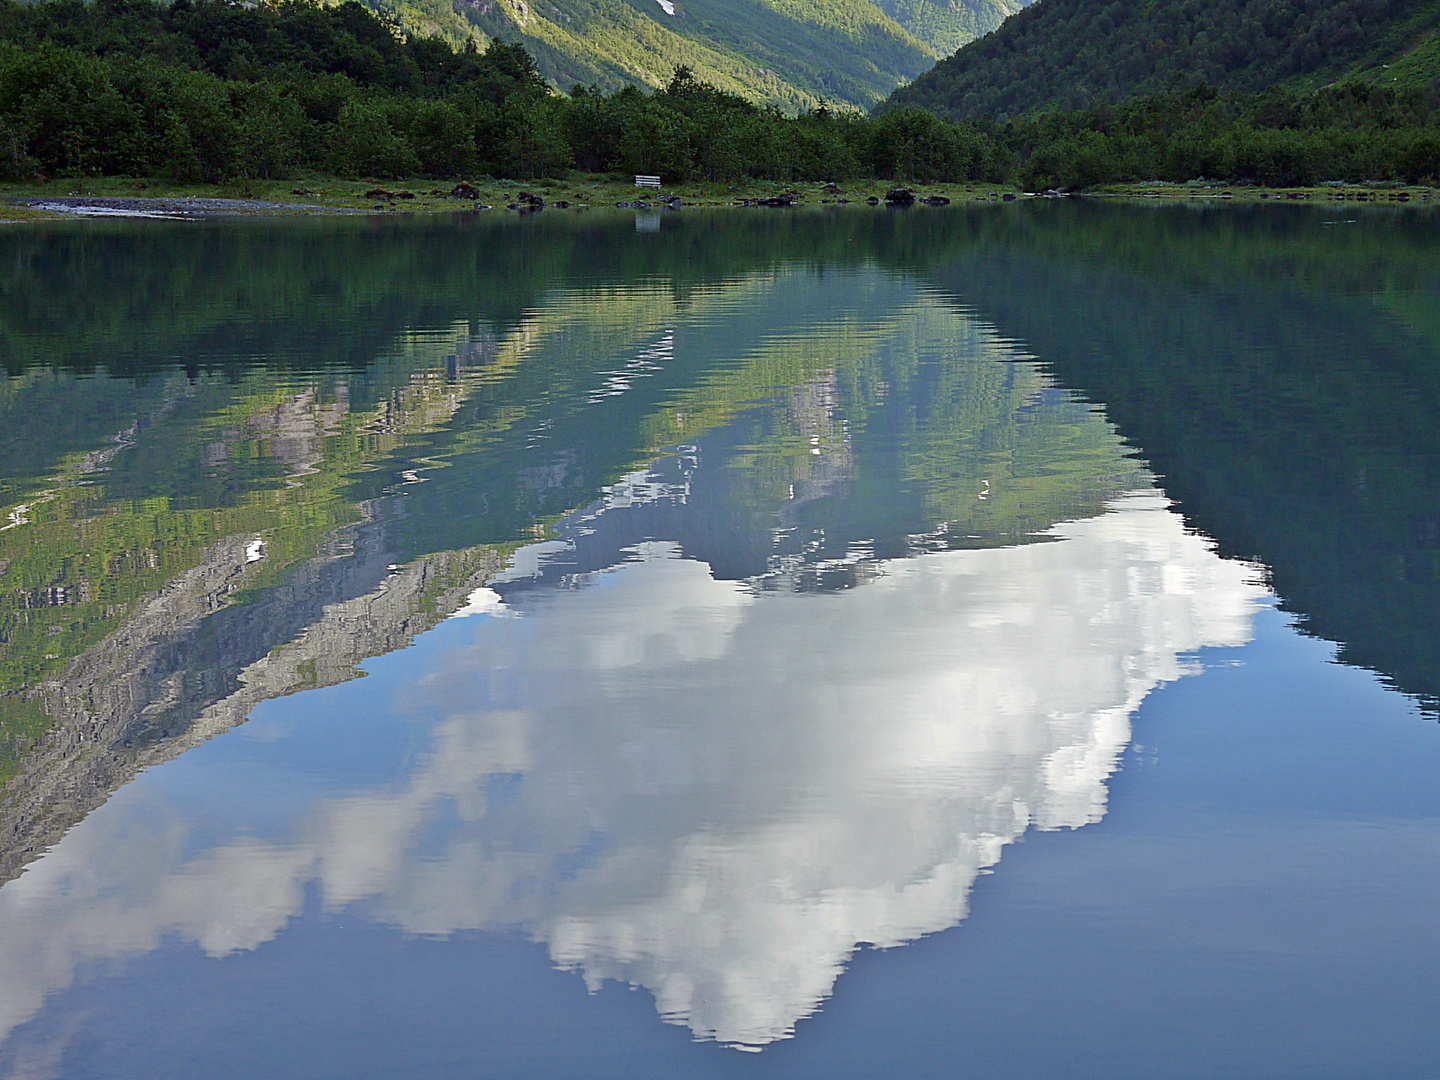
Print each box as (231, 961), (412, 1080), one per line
(0, 202), (1437, 1079)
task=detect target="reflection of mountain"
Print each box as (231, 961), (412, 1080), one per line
(0, 357), (513, 882)
(0, 277), (727, 877)
(0, 530), (502, 885)
(294, 206), (1440, 718)
(0, 226), (1265, 1052)
(0, 493), (1265, 1050)
(386, 277), (1142, 574)
(916, 203), (1440, 714)
(0, 254), (1137, 886)
(2, 203), (1435, 958)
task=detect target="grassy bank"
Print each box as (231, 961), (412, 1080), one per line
(4, 174), (1436, 222)
(0, 176), (1020, 219)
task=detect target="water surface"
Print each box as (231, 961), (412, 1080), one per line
(0, 204), (1438, 1079)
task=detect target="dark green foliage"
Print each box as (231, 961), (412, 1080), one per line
(565, 71), (875, 182)
(885, 0), (1440, 120)
(1, 0), (1437, 186)
(1008, 82), (1440, 188)
(0, 43), (138, 176)
(0, 1), (999, 184)
(869, 105), (997, 182)
(0, 0), (551, 180)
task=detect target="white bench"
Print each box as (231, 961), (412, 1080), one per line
(635, 175), (661, 190)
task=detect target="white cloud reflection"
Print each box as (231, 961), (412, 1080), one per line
(0, 493), (1266, 1050)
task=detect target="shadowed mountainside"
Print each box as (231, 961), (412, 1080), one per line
(885, 0), (1440, 119)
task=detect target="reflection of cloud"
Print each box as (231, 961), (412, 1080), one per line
(0, 495), (1265, 1051)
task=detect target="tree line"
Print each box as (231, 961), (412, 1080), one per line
(0, 0), (1436, 188)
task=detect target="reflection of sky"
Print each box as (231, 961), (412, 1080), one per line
(0, 493), (1265, 1050)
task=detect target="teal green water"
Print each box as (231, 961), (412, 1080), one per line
(0, 204), (1437, 1078)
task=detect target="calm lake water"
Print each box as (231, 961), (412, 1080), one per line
(0, 203), (1438, 1079)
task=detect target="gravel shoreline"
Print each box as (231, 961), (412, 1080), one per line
(19, 195), (366, 218)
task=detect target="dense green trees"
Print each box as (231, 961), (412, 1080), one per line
(1011, 82), (1440, 188)
(886, 0), (1440, 120)
(0, 0), (1436, 188)
(0, 0), (1005, 184)
(0, 0), (555, 181)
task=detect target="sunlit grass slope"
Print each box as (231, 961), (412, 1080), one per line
(388, 0), (1027, 108)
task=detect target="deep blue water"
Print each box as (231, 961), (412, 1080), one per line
(0, 203), (1437, 1079)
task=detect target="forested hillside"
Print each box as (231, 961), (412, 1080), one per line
(0, 0), (1035, 118)
(0, 0), (998, 183)
(885, 0), (1440, 119)
(874, 0), (1025, 56)
(453, 0), (1027, 110)
(0, 0), (556, 181)
(348, 0), (1025, 110)
(459, 0), (934, 111)
(0, 0), (1435, 187)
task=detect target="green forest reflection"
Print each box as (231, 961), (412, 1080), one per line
(0, 202), (1436, 880)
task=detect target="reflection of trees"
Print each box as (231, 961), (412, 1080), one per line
(0, 251), (1129, 882)
(642, 299), (1140, 575)
(921, 202), (1440, 714)
(3, 200), (1437, 889)
(0, 347), (521, 879)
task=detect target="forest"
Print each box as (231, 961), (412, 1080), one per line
(0, 0), (1437, 188)
(885, 0), (1440, 119)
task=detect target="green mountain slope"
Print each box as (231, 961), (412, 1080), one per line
(1347, 8), (1440, 93)
(884, 0), (1440, 119)
(873, 0), (1025, 55)
(383, 0), (1027, 109)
